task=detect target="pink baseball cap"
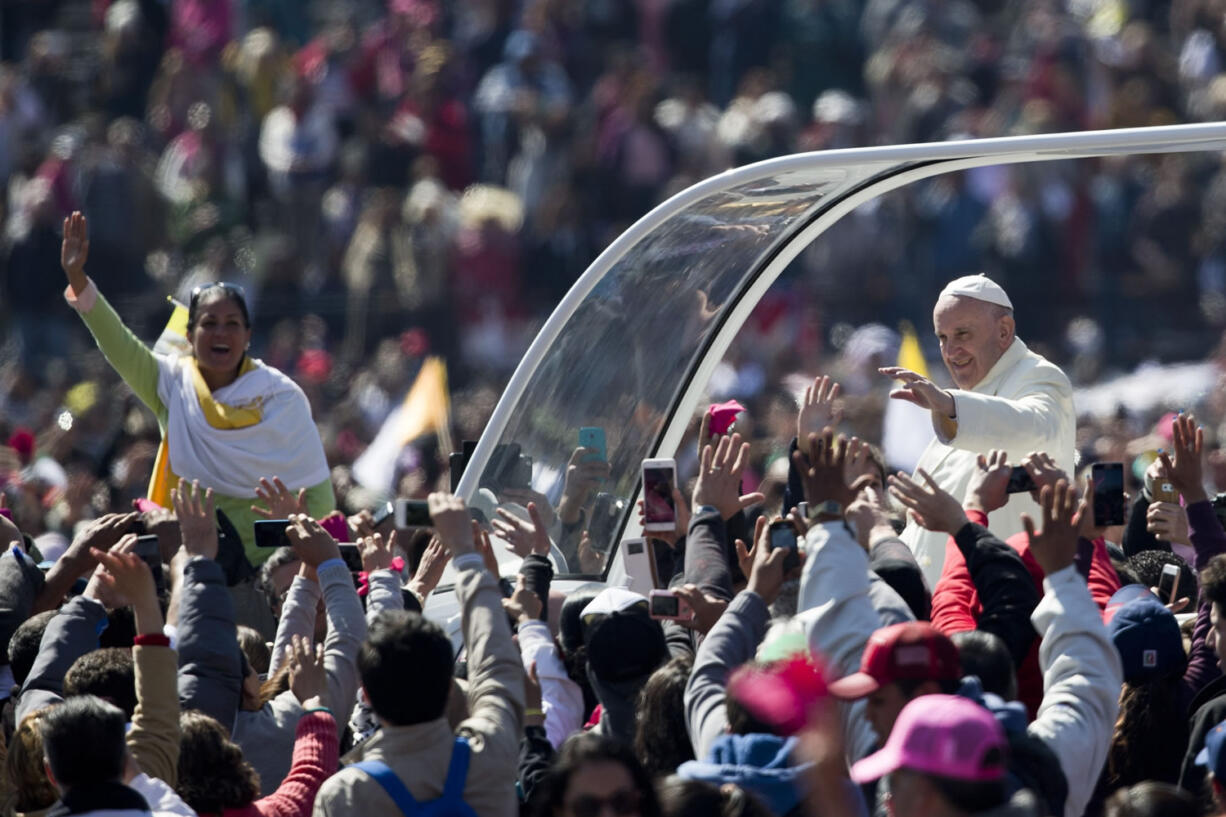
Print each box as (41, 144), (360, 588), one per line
(849, 694), (1007, 784)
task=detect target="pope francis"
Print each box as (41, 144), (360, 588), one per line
(878, 274), (1076, 589)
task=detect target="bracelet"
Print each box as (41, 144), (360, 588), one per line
(524, 708), (545, 718)
(305, 706), (333, 716)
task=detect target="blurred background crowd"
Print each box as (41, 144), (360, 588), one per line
(7, 0), (1226, 552)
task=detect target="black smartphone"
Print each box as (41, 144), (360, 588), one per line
(370, 501), (395, 528)
(133, 535), (165, 596)
(394, 499), (432, 530)
(1006, 466), (1036, 494)
(338, 544), (364, 574)
(1091, 462), (1125, 527)
(253, 519), (291, 549)
(769, 520), (801, 573)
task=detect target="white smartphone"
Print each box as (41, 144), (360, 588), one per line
(641, 458), (677, 532)
(620, 537), (659, 597)
(1158, 562), (1181, 604)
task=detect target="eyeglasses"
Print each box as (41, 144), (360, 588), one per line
(189, 282), (247, 310)
(564, 789), (641, 817)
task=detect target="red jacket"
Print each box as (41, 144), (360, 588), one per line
(931, 508), (1121, 718)
(216, 711), (339, 817)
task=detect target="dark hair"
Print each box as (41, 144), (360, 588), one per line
(237, 625), (271, 675)
(175, 710), (260, 812)
(7, 708), (57, 813)
(9, 610), (55, 687)
(100, 606), (136, 649)
(64, 647), (137, 719)
(187, 283), (250, 332)
(1200, 554), (1226, 611)
(256, 546), (300, 611)
(259, 661), (292, 707)
(725, 693), (779, 737)
(39, 696), (127, 787)
(1104, 781), (1200, 817)
(657, 777), (773, 817)
(895, 676), (960, 699)
(635, 656), (695, 777)
(1106, 675), (1188, 792)
(920, 770), (1008, 812)
(1127, 551), (1198, 607)
(952, 630), (1018, 701)
(359, 610), (453, 725)
(533, 733), (662, 817)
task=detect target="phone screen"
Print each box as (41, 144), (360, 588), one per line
(133, 535), (165, 595)
(642, 466), (676, 525)
(395, 499), (432, 529)
(769, 522), (800, 572)
(1158, 564), (1180, 603)
(338, 544), (363, 574)
(650, 593), (679, 618)
(1092, 462), (1125, 527)
(370, 501), (395, 528)
(253, 519), (291, 549)
(1006, 466), (1036, 494)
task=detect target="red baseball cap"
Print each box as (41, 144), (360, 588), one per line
(828, 622), (960, 700)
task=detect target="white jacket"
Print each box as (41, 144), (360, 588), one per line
(900, 338), (1075, 588)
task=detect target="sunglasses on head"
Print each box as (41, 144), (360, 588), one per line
(565, 788), (640, 817)
(189, 282), (247, 309)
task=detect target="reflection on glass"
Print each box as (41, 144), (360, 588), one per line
(477, 162), (888, 575)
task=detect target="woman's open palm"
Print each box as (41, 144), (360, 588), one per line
(61, 211), (90, 284)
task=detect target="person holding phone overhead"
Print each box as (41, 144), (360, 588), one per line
(878, 274), (1075, 588)
(58, 211), (334, 566)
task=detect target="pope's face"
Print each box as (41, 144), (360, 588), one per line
(933, 296), (1013, 390)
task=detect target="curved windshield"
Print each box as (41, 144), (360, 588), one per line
(465, 162), (895, 576)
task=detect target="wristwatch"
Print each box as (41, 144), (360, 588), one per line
(806, 500), (844, 523)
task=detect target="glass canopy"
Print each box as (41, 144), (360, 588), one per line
(431, 122), (1226, 597)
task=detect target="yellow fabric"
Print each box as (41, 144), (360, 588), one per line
(897, 320), (930, 379)
(398, 356), (452, 450)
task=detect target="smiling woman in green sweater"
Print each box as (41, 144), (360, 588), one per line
(58, 211), (335, 569)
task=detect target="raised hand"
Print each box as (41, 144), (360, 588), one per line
(408, 537), (450, 600)
(287, 634), (327, 705)
(798, 375), (842, 440)
(501, 574), (543, 625)
(964, 450), (1010, 515)
(740, 516), (790, 606)
(558, 448), (611, 525)
(888, 469), (969, 535)
(879, 367), (956, 417)
(427, 493), (475, 556)
(492, 502), (553, 559)
(1147, 501), (1191, 546)
(1022, 480), (1080, 576)
(1020, 451), (1069, 497)
(61, 211), (90, 293)
(172, 480), (218, 560)
(91, 537), (161, 633)
(286, 514), (342, 568)
(472, 522), (501, 576)
(791, 430), (862, 508)
(251, 476), (308, 519)
(692, 433), (765, 520)
(673, 584), (727, 634)
(1159, 413), (1207, 504)
(357, 532), (395, 573)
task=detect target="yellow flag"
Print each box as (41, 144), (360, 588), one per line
(897, 321), (929, 378)
(153, 297), (191, 357)
(397, 356), (453, 452)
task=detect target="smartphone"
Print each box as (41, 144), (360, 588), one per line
(588, 492), (624, 554)
(579, 427), (607, 463)
(133, 535), (165, 596)
(338, 544), (364, 574)
(649, 589), (693, 622)
(1158, 562), (1181, 604)
(769, 520), (801, 573)
(1153, 475), (1181, 504)
(621, 537), (658, 595)
(253, 519), (291, 549)
(370, 501), (395, 528)
(1091, 462), (1125, 527)
(394, 499), (432, 530)
(1006, 466), (1036, 494)
(642, 459), (677, 532)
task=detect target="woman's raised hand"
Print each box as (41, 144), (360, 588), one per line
(61, 211), (90, 294)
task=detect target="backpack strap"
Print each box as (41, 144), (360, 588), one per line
(442, 737), (472, 798)
(353, 759), (419, 816)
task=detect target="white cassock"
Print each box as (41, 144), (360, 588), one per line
(899, 337), (1076, 589)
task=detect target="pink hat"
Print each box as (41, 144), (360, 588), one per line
(849, 695), (1006, 784)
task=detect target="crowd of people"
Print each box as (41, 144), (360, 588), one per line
(11, 0), (1226, 816)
